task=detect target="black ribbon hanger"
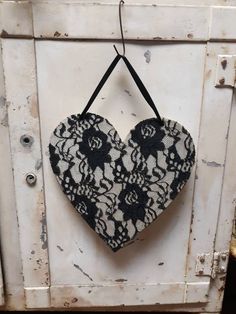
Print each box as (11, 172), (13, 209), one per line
(80, 0), (163, 125)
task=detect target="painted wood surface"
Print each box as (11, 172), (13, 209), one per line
(0, 38), (25, 310)
(1, 39), (50, 308)
(0, 0), (236, 312)
(36, 41), (206, 307)
(1, 2), (236, 41)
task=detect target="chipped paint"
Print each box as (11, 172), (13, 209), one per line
(205, 69), (212, 80)
(27, 94), (38, 119)
(40, 212), (48, 250)
(73, 264), (93, 282)
(115, 278), (127, 283)
(202, 159), (223, 167)
(144, 50), (151, 63)
(54, 31), (61, 37)
(20, 134), (34, 148)
(221, 59), (227, 70)
(1, 111), (8, 127)
(56, 245), (64, 252)
(131, 113), (137, 117)
(78, 247), (83, 254)
(0, 96), (8, 127)
(124, 89), (132, 96)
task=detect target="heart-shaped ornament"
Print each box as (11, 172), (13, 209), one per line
(49, 113), (195, 251)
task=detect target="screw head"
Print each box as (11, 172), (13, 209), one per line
(26, 173), (37, 186)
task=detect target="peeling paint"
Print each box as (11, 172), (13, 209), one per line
(1, 30), (9, 37)
(144, 50), (151, 63)
(202, 159), (223, 167)
(124, 89), (132, 96)
(1, 112), (8, 127)
(27, 94), (38, 119)
(205, 69), (212, 80)
(115, 278), (127, 283)
(0, 96), (8, 127)
(73, 264), (93, 282)
(57, 245), (64, 252)
(0, 96), (5, 107)
(40, 212), (48, 250)
(221, 59), (227, 70)
(78, 247), (83, 254)
(54, 31), (61, 37)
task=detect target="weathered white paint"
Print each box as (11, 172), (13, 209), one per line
(185, 43), (236, 313)
(50, 282), (209, 308)
(1, 39), (50, 308)
(205, 52), (236, 312)
(0, 1), (33, 37)
(36, 40), (206, 305)
(185, 42), (235, 281)
(0, 39), (25, 310)
(32, 3), (209, 41)
(210, 6), (236, 40)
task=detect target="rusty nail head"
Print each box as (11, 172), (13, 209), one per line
(26, 173), (37, 186)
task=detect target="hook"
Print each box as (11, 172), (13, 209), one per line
(113, 0), (125, 56)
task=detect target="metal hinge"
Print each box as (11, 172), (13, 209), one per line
(215, 55), (236, 88)
(195, 251), (229, 279)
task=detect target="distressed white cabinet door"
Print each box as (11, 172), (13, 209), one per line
(36, 40), (205, 307)
(1, 1), (236, 312)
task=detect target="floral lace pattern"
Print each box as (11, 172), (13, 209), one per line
(49, 113), (195, 251)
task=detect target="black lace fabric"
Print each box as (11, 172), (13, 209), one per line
(49, 113), (195, 251)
